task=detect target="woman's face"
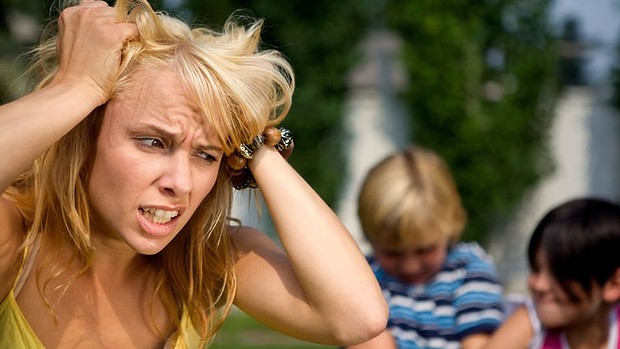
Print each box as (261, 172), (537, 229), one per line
(373, 238), (449, 285)
(88, 69), (223, 255)
(528, 248), (603, 329)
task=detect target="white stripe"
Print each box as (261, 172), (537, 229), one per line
(455, 281), (503, 297)
(458, 309), (504, 326)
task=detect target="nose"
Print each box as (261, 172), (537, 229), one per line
(528, 271), (551, 293)
(159, 152), (192, 197)
(399, 253), (423, 276)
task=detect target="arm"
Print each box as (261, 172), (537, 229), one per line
(481, 305), (534, 349)
(461, 333), (492, 349)
(233, 146), (388, 345)
(0, 0), (137, 306)
(454, 244), (506, 349)
(344, 329), (397, 349)
(0, 1), (137, 192)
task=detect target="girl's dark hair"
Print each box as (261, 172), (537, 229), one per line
(527, 197), (620, 301)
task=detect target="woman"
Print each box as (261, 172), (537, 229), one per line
(0, 0), (388, 348)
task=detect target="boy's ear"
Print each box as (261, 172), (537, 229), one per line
(603, 267), (620, 303)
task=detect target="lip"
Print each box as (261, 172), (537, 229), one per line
(136, 208), (181, 237)
(398, 274), (431, 284)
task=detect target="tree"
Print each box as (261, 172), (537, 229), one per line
(0, 0), (560, 245)
(0, 0), (53, 103)
(385, 0), (559, 242)
(178, 0), (560, 244)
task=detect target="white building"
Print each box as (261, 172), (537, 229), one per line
(488, 85), (620, 294)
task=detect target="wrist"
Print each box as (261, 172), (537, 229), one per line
(48, 73), (109, 108)
(226, 127), (294, 190)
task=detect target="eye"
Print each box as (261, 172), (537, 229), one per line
(382, 250), (403, 258)
(416, 245), (439, 255)
(194, 149), (218, 163)
(136, 137), (166, 149)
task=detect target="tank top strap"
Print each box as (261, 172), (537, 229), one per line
(13, 236), (41, 296)
(614, 304), (620, 349)
(541, 330), (563, 349)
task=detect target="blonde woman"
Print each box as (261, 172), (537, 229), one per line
(0, 0), (387, 347)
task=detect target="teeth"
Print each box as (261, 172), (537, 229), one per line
(141, 207), (179, 224)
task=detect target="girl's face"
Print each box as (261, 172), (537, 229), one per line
(528, 248), (603, 329)
(373, 238), (449, 285)
(88, 69), (223, 255)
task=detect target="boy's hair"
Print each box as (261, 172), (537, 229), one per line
(357, 146), (466, 248)
(528, 197), (620, 301)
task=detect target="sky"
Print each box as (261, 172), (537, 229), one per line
(552, 0), (620, 83)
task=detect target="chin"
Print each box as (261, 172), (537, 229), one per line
(537, 311), (572, 330)
(540, 320), (570, 330)
(129, 239), (170, 256)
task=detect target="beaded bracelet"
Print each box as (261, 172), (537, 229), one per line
(226, 127), (294, 190)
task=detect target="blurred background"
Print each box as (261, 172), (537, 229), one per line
(1, 0), (618, 347)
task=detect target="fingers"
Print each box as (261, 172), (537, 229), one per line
(54, 0), (138, 105)
(75, 0), (138, 41)
(60, 1), (137, 46)
(114, 22), (139, 44)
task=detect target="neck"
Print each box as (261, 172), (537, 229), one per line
(565, 305), (613, 349)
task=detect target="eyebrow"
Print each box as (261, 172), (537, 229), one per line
(132, 121), (177, 139)
(131, 121), (224, 154)
(200, 144), (224, 155)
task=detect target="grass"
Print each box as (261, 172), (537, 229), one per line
(209, 309), (338, 349)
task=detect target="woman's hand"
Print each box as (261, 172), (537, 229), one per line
(53, 0), (138, 105)
(0, 1), (137, 191)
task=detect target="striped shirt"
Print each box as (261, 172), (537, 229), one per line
(369, 242), (505, 349)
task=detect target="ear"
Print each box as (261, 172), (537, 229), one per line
(603, 267), (620, 303)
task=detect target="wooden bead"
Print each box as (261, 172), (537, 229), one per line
(279, 140), (294, 160)
(263, 127), (281, 146)
(227, 153), (247, 171)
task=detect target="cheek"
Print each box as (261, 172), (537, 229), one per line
(527, 274), (536, 290)
(423, 249), (447, 271)
(91, 147), (141, 191)
(375, 255), (399, 274)
(187, 171), (219, 208)
(198, 169), (220, 196)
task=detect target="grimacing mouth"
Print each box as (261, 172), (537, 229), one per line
(139, 207), (180, 224)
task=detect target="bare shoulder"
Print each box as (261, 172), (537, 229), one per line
(0, 195), (26, 298)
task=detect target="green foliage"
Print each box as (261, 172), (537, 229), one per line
(177, 0), (559, 243)
(0, 0), (560, 244)
(385, 0), (559, 242)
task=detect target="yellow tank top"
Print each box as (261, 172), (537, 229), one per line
(0, 239), (204, 348)
(0, 289), (46, 348)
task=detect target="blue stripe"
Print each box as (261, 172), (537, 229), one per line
(368, 242), (505, 347)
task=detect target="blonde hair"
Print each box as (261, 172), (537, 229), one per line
(358, 146), (466, 249)
(4, 0), (294, 346)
